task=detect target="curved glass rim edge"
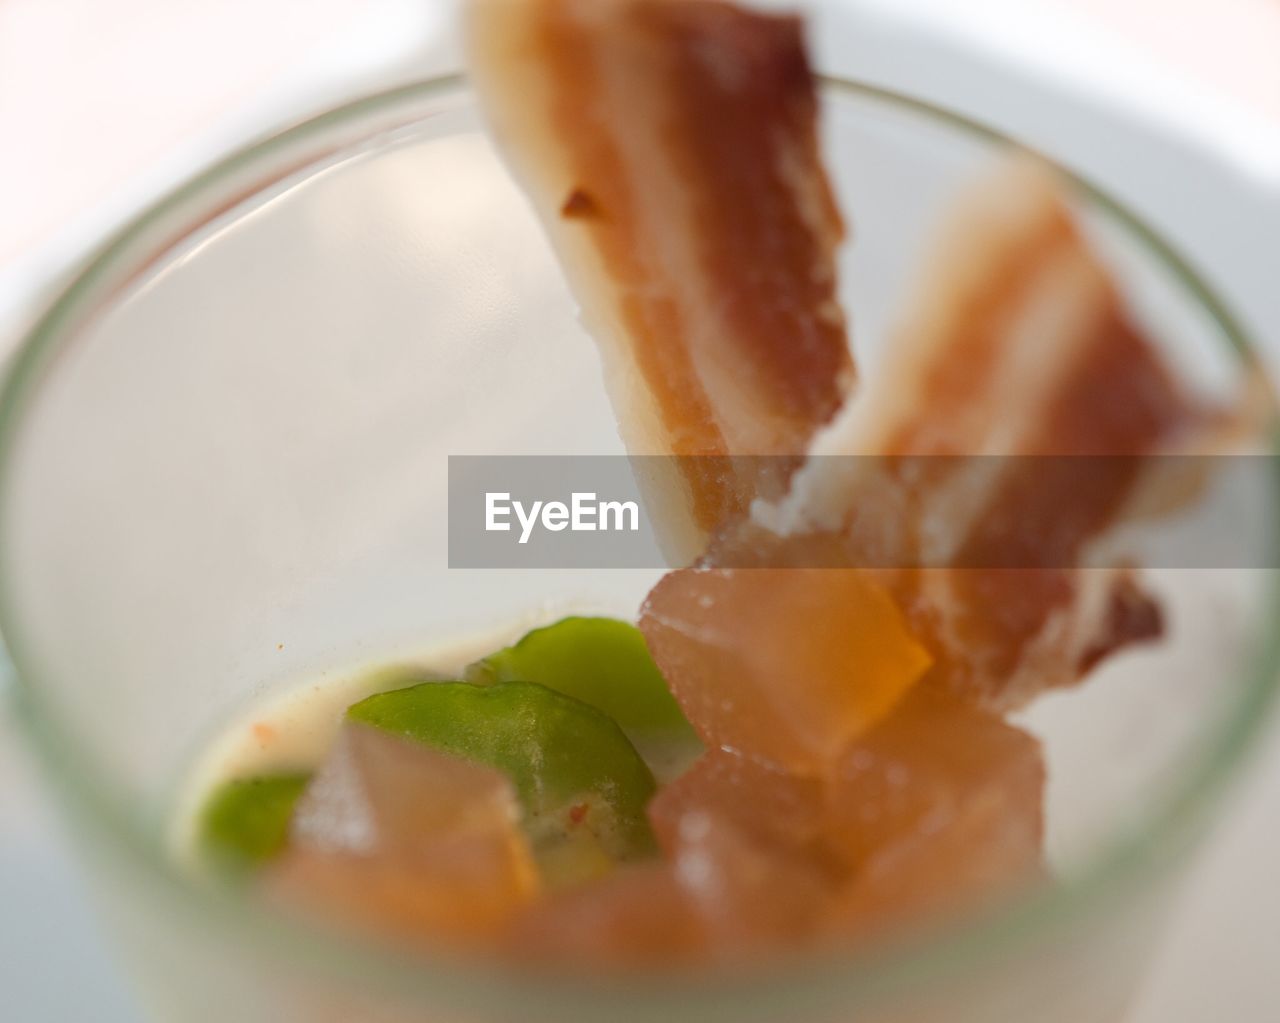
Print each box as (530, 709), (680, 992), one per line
(0, 72), (1277, 1017)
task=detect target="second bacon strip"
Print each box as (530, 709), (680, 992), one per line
(746, 158), (1209, 712)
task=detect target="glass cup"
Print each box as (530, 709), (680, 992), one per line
(1, 75), (1276, 1023)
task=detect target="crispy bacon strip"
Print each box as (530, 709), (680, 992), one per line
(747, 158), (1218, 709)
(467, 0), (855, 558)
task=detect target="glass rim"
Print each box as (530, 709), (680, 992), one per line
(1, 72), (1278, 1018)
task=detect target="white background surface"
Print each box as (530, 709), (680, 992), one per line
(1, 2), (1278, 1020)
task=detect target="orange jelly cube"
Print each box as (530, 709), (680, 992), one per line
(668, 810), (830, 946)
(648, 746), (825, 856)
(506, 866), (710, 968)
(263, 724), (538, 944)
(641, 567), (931, 772)
(820, 686), (1046, 938)
(509, 811), (829, 968)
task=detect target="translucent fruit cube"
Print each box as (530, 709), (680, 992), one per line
(263, 724), (538, 943)
(508, 811), (829, 969)
(648, 747), (825, 857)
(820, 686), (1046, 938)
(506, 865), (710, 969)
(668, 810), (831, 948)
(640, 567), (932, 771)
